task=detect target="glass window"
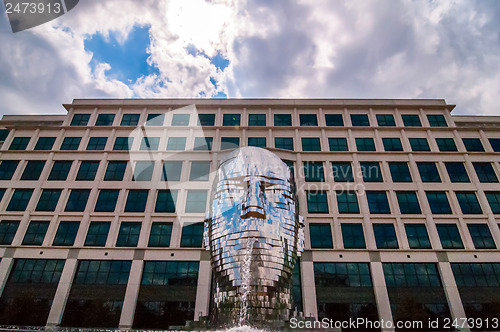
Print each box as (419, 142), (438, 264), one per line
(303, 162), (324, 182)
(248, 137), (266, 148)
(473, 162), (498, 183)
(325, 114), (343, 126)
(360, 162), (383, 182)
(95, 114), (115, 126)
(180, 222), (204, 247)
(350, 114), (370, 126)
(336, 191), (359, 214)
(133, 161), (154, 181)
(148, 222), (173, 247)
(124, 190), (148, 212)
(456, 192), (482, 214)
(223, 114), (241, 126)
(332, 162), (353, 182)
(141, 261), (199, 286)
(417, 162), (441, 182)
(155, 190), (177, 213)
(366, 191), (391, 214)
(8, 258), (65, 285)
(120, 114), (140, 126)
(84, 221), (110, 247)
(70, 114), (90, 126)
(189, 161), (210, 181)
(405, 224), (431, 249)
(104, 161), (127, 181)
(0, 160), (19, 180)
(116, 222), (141, 247)
(436, 138), (458, 152)
(52, 221), (80, 246)
(113, 137), (133, 151)
(401, 114), (422, 127)
(20, 161), (46, 181)
(300, 114), (318, 126)
(314, 262), (372, 287)
(436, 224), (464, 249)
(341, 224), (366, 249)
(427, 114), (447, 127)
(0, 129), (9, 141)
(274, 114), (292, 126)
(485, 192), (500, 214)
(301, 137), (321, 151)
(220, 137), (240, 150)
(9, 137), (30, 150)
(65, 189), (91, 212)
(0, 189), (4, 203)
(328, 137), (348, 151)
(467, 224), (496, 249)
(22, 221), (50, 246)
(167, 137), (186, 151)
(445, 162), (470, 183)
(185, 190), (207, 213)
(161, 161), (182, 181)
(0, 220), (20, 245)
(426, 191), (452, 214)
(34, 137), (56, 151)
(355, 138), (376, 151)
(396, 191), (421, 214)
(306, 191), (329, 213)
(373, 224), (399, 249)
(86, 137), (107, 150)
(451, 263), (500, 288)
(171, 114), (190, 126)
(7, 189), (33, 211)
(48, 161), (72, 181)
(35, 189), (62, 212)
(73, 260), (131, 285)
(462, 138), (485, 152)
(94, 189), (120, 212)
(409, 137), (431, 152)
(60, 137), (81, 150)
(488, 138), (500, 152)
(309, 223), (333, 248)
(382, 138), (403, 151)
(197, 114), (215, 126)
(193, 137), (213, 151)
(248, 114), (266, 126)
(383, 263), (441, 288)
(146, 114), (164, 126)
(140, 137), (160, 151)
(76, 161), (100, 181)
(389, 162), (412, 182)
(275, 137), (294, 150)
(376, 114), (396, 127)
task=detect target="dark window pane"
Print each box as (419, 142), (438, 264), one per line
(436, 224), (464, 249)
(389, 162), (412, 182)
(467, 224), (496, 249)
(328, 138), (348, 151)
(366, 191), (391, 214)
(341, 224), (366, 249)
(417, 162), (441, 182)
(355, 138), (376, 151)
(488, 138), (500, 152)
(0, 220), (20, 245)
(161, 161), (182, 181)
(0, 160), (19, 180)
(436, 138), (457, 152)
(275, 137), (294, 150)
(171, 114), (190, 126)
(73, 260), (131, 285)
(473, 162), (498, 183)
(22, 221), (50, 246)
(462, 138), (485, 152)
(0, 129), (9, 141)
(303, 162), (324, 182)
(95, 114), (115, 126)
(86, 137), (108, 150)
(155, 190), (177, 213)
(124, 190), (148, 212)
(94, 189), (120, 212)
(70, 114), (90, 126)
(409, 138), (431, 152)
(193, 137), (213, 151)
(306, 191), (329, 213)
(52, 221), (79, 246)
(301, 137), (321, 151)
(148, 222), (173, 247)
(485, 192), (500, 214)
(332, 162), (353, 182)
(189, 161), (210, 181)
(427, 115), (447, 127)
(113, 137), (133, 151)
(34, 137), (56, 151)
(455, 192), (482, 214)
(222, 114), (241, 126)
(396, 191), (421, 214)
(445, 162), (470, 183)
(116, 222), (141, 247)
(274, 114), (292, 126)
(247, 137), (266, 148)
(248, 114), (266, 126)
(299, 114), (318, 126)
(402, 114), (422, 127)
(180, 222), (204, 247)
(65, 189), (91, 212)
(309, 223), (333, 248)
(104, 161), (127, 181)
(382, 138), (403, 151)
(121, 114), (140, 126)
(360, 162), (383, 182)
(76, 161), (100, 181)
(373, 224), (399, 249)
(48, 161), (72, 181)
(351, 114), (370, 126)
(325, 114), (343, 126)
(146, 114), (164, 126)
(9, 137), (30, 150)
(197, 114), (215, 126)
(376, 114), (396, 127)
(60, 137), (81, 150)
(140, 137), (159, 151)
(220, 137), (239, 150)
(7, 189), (33, 211)
(405, 224), (431, 249)
(84, 222), (110, 247)
(336, 191), (359, 214)
(35, 189), (62, 212)
(426, 191), (452, 214)
(21, 161), (45, 180)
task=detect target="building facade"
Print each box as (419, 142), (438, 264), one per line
(0, 99), (500, 330)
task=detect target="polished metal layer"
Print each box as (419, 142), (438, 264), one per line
(204, 147), (304, 326)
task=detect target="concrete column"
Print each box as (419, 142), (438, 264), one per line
(300, 259), (317, 319)
(119, 259), (144, 328)
(370, 262), (394, 332)
(438, 262), (470, 332)
(0, 258), (14, 297)
(194, 259), (212, 320)
(46, 258), (78, 326)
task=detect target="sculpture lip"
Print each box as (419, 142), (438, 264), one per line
(241, 207), (266, 219)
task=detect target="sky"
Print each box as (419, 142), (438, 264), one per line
(1, 0), (500, 116)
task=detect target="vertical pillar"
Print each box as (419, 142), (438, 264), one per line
(46, 258), (78, 326)
(119, 259), (144, 328)
(194, 259), (212, 320)
(300, 259), (317, 319)
(438, 262), (470, 332)
(371, 262), (394, 332)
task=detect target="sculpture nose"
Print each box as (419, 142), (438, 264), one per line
(241, 180), (266, 219)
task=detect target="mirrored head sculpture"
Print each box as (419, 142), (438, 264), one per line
(204, 147), (304, 326)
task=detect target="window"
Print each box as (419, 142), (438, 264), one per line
(10, 137), (31, 151)
(73, 260), (131, 285)
(436, 224), (464, 249)
(180, 222), (204, 247)
(7, 189), (33, 211)
(48, 161), (72, 181)
(0, 129), (9, 141)
(95, 114), (115, 126)
(52, 221), (80, 246)
(366, 191), (391, 214)
(161, 161), (182, 181)
(275, 137), (294, 150)
(148, 222), (173, 247)
(451, 263), (500, 288)
(350, 114), (370, 126)
(388, 162), (412, 182)
(94, 189), (120, 212)
(65, 189), (91, 212)
(382, 138), (403, 151)
(301, 137), (321, 151)
(116, 222), (141, 247)
(309, 223), (333, 248)
(113, 137), (133, 151)
(120, 114), (140, 126)
(328, 138), (348, 151)
(336, 191), (359, 214)
(462, 138), (485, 152)
(456, 192), (483, 214)
(373, 224), (398, 249)
(467, 224), (496, 249)
(341, 224), (366, 249)
(427, 114), (447, 127)
(417, 162), (441, 182)
(22, 221), (49, 246)
(34, 137), (56, 150)
(0, 189), (4, 203)
(488, 138), (500, 152)
(8, 258), (64, 284)
(409, 138), (431, 152)
(360, 162), (383, 182)
(140, 137), (160, 151)
(0, 160), (19, 180)
(306, 191), (329, 213)
(20, 161), (45, 180)
(146, 114), (164, 126)
(444, 162), (470, 182)
(304, 162), (324, 182)
(331, 162), (353, 182)
(86, 137), (107, 150)
(141, 261), (199, 286)
(396, 191), (421, 214)
(314, 262), (372, 287)
(426, 191), (452, 214)
(171, 114), (190, 126)
(220, 137), (240, 150)
(405, 224), (431, 249)
(35, 189), (62, 212)
(355, 138), (376, 151)
(155, 190), (177, 213)
(133, 161), (154, 181)
(223, 114), (241, 126)
(248, 137), (266, 148)
(274, 114), (292, 126)
(189, 161), (210, 181)
(70, 114), (90, 126)
(300, 114), (318, 126)
(76, 161), (100, 181)
(197, 114), (215, 126)
(401, 114), (422, 127)
(473, 162), (498, 183)
(485, 192), (500, 213)
(60, 137), (81, 150)
(124, 190), (149, 212)
(436, 138), (458, 152)
(376, 114), (396, 127)
(325, 114), (343, 126)
(383, 263), (442, 288)
(0, 220), (20, 245)
(193, 137), (213, 151)
(248, 114), (266, 126)
(185, 190), (207, 213)
(104, 161), (127, 181)
(84, 221), (110, 246)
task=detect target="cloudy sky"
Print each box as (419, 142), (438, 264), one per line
(1, 0), (499, 116)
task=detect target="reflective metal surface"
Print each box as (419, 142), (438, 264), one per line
(204, 147), (304, 326)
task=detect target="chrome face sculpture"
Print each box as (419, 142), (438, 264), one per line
(204, 147), (304, 325)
